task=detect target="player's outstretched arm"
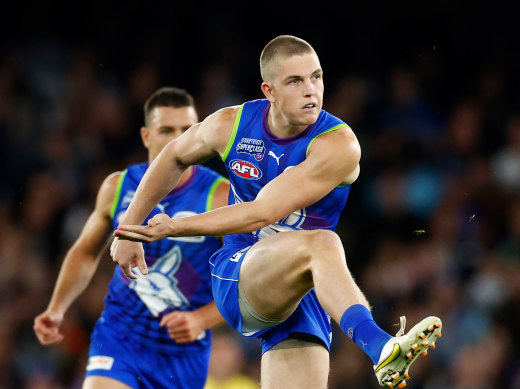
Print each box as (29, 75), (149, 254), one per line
(33, 172), (118, 345)
(114, 126), (360, 242)
(111, 107), (236, 278)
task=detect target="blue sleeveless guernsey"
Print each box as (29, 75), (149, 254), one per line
(209, 99), (352, 353)
(99, 163), (226, 355)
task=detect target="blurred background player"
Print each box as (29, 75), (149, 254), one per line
(204, 328), (260, 389)
(110, 36), (442, 389)
(33, 86), (230, 389)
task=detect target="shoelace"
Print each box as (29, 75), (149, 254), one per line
(396, 316), (406, 337)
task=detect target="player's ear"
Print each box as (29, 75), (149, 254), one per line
(261, 82), (275, 103)
(140, 127), (150, 149)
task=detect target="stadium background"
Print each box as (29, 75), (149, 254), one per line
(1, 2), (520, 388)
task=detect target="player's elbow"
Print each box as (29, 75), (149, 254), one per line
(163, 141), (189, 170)
(249, 201), (286, 231)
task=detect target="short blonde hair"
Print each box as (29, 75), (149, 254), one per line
(260, 35), (315, 82)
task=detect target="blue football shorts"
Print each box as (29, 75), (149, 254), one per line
(209, 242), (332, 354)
(85, 320), (210, 389)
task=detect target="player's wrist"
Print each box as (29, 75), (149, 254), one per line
(46, 305), (65, 317)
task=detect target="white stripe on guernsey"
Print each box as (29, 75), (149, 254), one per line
(211, 273), (239, 282)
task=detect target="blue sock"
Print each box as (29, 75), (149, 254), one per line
(340, 304), (392, 365)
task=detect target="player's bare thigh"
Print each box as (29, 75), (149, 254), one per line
(83, 375), (132, 389)
(261, 344), (329, 389)
(239, 229), (343, 320)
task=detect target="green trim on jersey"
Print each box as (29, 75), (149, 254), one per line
(110, 170), (127, 219)
(222, 104), (244, 162)
(206, 177), (228, 212)
(305, 124), (349, 156)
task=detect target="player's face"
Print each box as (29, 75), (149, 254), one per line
(141, 106), (198, 160)
(270, 52), (324, 126)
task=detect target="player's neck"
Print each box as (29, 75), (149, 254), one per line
(267, 106), (308, 139)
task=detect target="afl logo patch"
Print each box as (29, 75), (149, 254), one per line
(229, 159), (262, 180)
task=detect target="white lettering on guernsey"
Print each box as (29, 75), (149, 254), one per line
(236, 138), (266, 161)
(230, 246), (251, 262)
(86, 356), (114, 371)
(228, 183), (307, 240)
(254, 207), (307, 240)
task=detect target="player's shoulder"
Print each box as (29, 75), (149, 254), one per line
(206, 104), (243, 125)
(93, 170), (126, 214)
(99, 170), (125, 197)
(199, 104), (244, 153)
(307, 113), (360, 163)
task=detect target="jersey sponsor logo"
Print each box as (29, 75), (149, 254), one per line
(229, 159), (262, 180)
(86, 356), (114, 371)
(236, 138), (266, 161)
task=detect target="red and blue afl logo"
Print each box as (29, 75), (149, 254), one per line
(229, 159), (262, 180)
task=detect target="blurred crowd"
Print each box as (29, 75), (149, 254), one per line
(1, 25), (520, 389)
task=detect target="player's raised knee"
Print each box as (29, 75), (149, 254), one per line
(302, 230), (343, 255)
(306, 229), (342, 251)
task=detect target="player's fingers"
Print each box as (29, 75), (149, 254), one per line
(159, 312), (178, 327)
(39, 332), (64, 345)
(33, 318), (54, 334)
(114, 229), (151, 243)
(122, 263), (137, 279)
(136, 252), (148, 276)
(172, 336), (190, 343)
(34, 326), (62, 345)
(170, 331), (196, 343)
(110, 237), (119, 257)
(116, 225), (151, 235)
(34, 324), (51, 336)
(147, 215), (162, 227)
(168, 329), (187, 341)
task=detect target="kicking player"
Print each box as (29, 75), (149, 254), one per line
(34, 87), (229, 389)
(111, 36), (442, 389)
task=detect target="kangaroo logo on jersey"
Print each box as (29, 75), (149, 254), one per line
(230, 159), (262, 180)
(130, 245), (190, 316)
(236, 138), (266, 161)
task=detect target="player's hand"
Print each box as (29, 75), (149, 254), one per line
(114, 214), (175, 243)
(33, 310), (64, 345)
(159, 310), (204, 343)
(110, 237), (147, 279)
